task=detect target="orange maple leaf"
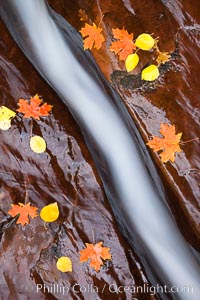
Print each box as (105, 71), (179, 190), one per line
(79, 242), (112, 272)
(80, 23), (105, 50)
(17, 94), (53, 120)
(147, 123), (182, 163)
(8, 202), (38, 226)
(110, 28), (136, 61)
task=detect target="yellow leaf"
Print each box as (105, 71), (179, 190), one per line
(141, 65), (160, 81)
(0, 119), (11, 130)
(135, 33), (155, 51)
(30, 135), (46, 153)
(156, 51), (171, 66)
(56, 256), (72, 272)
(0, 106), (16, 122)
(0, 106), (16, 130)
(125, 53), (139, 72)
(40, 202), (59, 222)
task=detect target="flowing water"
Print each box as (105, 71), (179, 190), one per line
(0, 0), (200, 299)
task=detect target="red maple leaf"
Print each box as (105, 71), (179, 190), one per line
(8, 202), (38, 226)
(146, 123), (182, 163)
(79, 242), (112, 272)
(110, 28), (136, 61)
(17, 94), (52, 120)
(80, 23), (105, 50)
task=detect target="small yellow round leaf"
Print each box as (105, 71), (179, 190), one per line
(125, 53), (139, 72)
(135, 33), (155, 51)
(40, 202), (59, 222)
(0, 119), (11, 130)
(30, 135), (46, 153)
(56, 256), (72, 272)
(0, 106), (16, 122)
(141, 65), (160, 81)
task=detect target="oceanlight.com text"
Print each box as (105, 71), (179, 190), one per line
(35, 282), (194, 296)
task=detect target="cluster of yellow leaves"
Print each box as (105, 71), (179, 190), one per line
(79, 11), (171, 82)
(122, 33), (160, 79)
(147, 123), (182, 163)
(110, 32), (171, 80)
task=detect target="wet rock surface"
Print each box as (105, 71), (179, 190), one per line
(0, 0), (199, 299)
(0, 5), (156, 300)
(48, 0), (200, 248)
